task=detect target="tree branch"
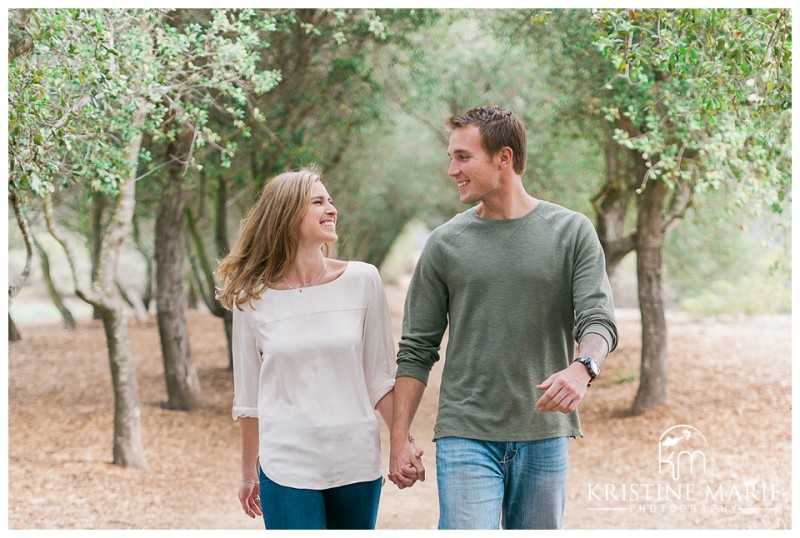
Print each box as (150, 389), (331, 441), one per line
(663, 176), (694, 234)
(42, 192), (99, 307)
(185, 207), (225, 317)
(8, 190), (37, 305)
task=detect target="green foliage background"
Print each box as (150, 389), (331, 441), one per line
(7, 7), (791, 319)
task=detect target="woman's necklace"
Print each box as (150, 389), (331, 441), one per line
(283, 259), (327, 292)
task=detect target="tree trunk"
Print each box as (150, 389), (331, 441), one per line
(631, 175), (670, 416)
(132, 216), (154, 310)
(187, 245), (234, 370)
(9, 188), (37, 343)
(91, 195), (108, 320)
(9, 190), (36, 305)
(223, 310), (233, 370)
(155, 119), (201, 411)
(143, 261), (155, 311)
(44, 109), (148, 468)
(9, 314), (21, 342)
(186, 176), (234, 370)
(185, 265), (199, 310)
(592, 133), (638, 284)
(100, 303), (147, 469)
(33, 235), (76, 330)
(215, 175), (234, 370)
(43, 187), (148, 470)
(116, 280), (149, 323)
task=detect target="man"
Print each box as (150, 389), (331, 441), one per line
(387, 105), (617, 529)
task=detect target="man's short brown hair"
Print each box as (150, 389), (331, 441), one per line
(446, 105), (527, 174)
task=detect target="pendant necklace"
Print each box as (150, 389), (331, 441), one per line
(284, 259), (327, 293)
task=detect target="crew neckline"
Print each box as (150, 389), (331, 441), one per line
(269, 261), (351, 292)
(469, 200), (546, 223)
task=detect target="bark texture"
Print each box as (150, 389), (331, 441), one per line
(631, 175), (670, 415)
(155, 117), (201, 411)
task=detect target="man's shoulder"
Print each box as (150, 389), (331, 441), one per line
(537, 199), (584, 218)
(429, 208), (475, 240)
(536, 200), (593, 229)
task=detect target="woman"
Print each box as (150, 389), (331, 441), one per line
(216, 167), (420, 529)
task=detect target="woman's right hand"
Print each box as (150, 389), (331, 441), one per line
(238, 480), (262, 518)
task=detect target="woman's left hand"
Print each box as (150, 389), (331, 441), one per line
(238, 480), (263, 518)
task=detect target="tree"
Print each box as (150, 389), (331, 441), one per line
(521, 8), (791, 413)
(592, 8), (790, 414)
(9, 8), (154, 468)
(129, 9), (281, 408)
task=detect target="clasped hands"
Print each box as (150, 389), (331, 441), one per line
(386, 365), (590, 489)
(387, 437), (425, 489)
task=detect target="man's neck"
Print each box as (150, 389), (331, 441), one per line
(475, 181), (539, 220)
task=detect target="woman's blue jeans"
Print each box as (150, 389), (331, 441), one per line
(258, 466), (382, 529)
(436, 436), (569, 529)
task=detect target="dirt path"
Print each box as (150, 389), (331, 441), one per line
(6, 284), (791, 529)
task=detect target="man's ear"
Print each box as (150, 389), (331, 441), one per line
(497, 146), (514, 169)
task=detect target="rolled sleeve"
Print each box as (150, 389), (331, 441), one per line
(231, 304), (262, 420)
(574, 313), (618, 353)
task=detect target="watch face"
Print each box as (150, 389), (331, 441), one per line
(577, 357), (599, 379)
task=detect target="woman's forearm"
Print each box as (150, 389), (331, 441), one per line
(239, 417), (259, 480)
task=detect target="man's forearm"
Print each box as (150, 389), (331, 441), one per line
(390, 376), (426, 444)
(578, 332), (610, 369)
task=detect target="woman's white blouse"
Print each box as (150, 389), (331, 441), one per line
(231, 261), (396, 489)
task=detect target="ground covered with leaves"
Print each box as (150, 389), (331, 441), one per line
(7, 283), (791, 530)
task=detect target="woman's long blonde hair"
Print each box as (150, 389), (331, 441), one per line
(216, 167), (334, 310)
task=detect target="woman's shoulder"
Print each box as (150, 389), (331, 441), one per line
(341, 259), (380, 278)
(319, 259), (379, 287)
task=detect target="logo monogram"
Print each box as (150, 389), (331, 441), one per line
(658, 424), (708, 481)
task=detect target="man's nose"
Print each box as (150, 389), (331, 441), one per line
(448, 160), (458, 177)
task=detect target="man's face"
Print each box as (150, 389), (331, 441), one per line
(446, 125), (501, 205)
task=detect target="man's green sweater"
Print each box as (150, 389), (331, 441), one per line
(396, 201), (618, 441)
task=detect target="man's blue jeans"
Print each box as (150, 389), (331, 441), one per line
(258, 466), (382, 529)
(436, 436), (569, 529)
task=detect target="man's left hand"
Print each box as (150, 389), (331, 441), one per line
(535, 362), (591, 413)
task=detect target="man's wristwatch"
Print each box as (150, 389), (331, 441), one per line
(572, 356), (600, 387)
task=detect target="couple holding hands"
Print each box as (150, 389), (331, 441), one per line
(217, 105), (617, 530)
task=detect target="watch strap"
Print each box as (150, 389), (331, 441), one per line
(572, 356), (599, 387)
